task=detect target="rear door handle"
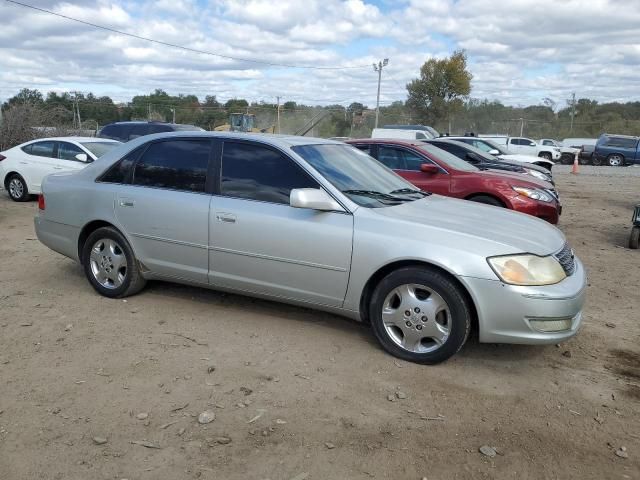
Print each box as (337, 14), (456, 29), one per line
(216, 212), (236, 224)
(119, 198), (135, 208)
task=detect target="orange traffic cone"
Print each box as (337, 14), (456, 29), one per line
(571, 151), (579, 174)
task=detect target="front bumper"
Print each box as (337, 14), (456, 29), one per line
(508, 194), (561, 224)
(460, 257), (587, 344)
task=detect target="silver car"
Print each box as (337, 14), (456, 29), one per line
(35, 132), (587, 364)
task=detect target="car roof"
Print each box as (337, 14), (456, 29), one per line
(25, 137), (120, 143)
(347, 138), (424, 147)
(601, 133), (639, 140)
(125, 131), (343, 148)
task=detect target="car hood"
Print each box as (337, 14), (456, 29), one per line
(372, 195), (565, 256)
(470, 168), (553, 189)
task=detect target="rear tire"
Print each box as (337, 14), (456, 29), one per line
(7, 174), (29, 202)
(539, 152), (552, 161)
(590, 155), (602, 166)
(630, 227), (640, 249)
(82, 227), (146, 298)
(560, 153), (574, 164)
(468, 195), (505, 207)
(369, 266), (472, 364)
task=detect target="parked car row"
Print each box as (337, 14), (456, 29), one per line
(32, 131), (586, 364)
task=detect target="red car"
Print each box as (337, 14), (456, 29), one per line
(346, 139), (561, 224)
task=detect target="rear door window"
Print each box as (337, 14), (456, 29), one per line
(378, 146), (426, 171)
(132, 139), (211, 192)
(29, 141), (56, 158)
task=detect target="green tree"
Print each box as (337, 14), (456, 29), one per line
(406, 50), (472, 128)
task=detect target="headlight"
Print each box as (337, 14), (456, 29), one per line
(512, 186), (553, 202)
(525, 169), (549, 181)
(553, 147), (560, 152)
(487, 254), (566, 286)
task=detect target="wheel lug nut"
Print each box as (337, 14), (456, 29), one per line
(421, 316), (427, 322)
(404, 310), (411, 316)
(414, 308), (420, 313)
(405, 321), (412, 327)
(416, 324), (423, 330)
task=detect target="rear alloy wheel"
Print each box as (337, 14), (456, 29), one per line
(369, 267), (472, 364)
(7, 174), (29, 201)
(82, 227), (146, 298)
(630, 226), (640, 249)
(468, 195), (504, 207)
(607, 154), (624, 167)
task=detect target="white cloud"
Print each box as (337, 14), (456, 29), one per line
(0, 0), (639, 107)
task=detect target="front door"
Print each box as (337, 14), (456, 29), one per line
(376, 145), (451, 195)
(208, 140), (353, 307)
(113, 138), (213, 283)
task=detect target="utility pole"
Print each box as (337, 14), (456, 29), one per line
(276, 96), (281, 134)
(569, 92), (576, 133)
(170, 108), (176, 123)
(373, 58), (389, 129)
(148, 103), (151, 121)
(520, 117), (524, 136)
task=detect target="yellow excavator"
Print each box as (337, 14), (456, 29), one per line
(214, 113), (275, 133)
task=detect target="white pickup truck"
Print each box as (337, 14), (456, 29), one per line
(539, 139), (579, 163)
(480, 136), (561, 161)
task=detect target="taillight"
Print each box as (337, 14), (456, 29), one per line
(0, 154), (6, 161)
(38, 194), (45, 210)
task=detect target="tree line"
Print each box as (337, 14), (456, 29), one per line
(2, 51), (639, 147)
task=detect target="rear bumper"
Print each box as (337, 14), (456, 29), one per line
(461, 257), (587, 344)
(34, 216), (81, 262)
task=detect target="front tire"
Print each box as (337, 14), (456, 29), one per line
(7, 174), (29, 201)
(539, 152), (552, 161)
(607, 154), (624, 167)
(369, 267), (472, 364)
(468, 195), (505, 207)
(630, 227), (640, 249)
(590, 155), (602, 166)
(82, 227), (146, 298)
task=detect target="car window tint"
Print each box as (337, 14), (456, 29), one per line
(29, 141), (55, 158)
(99, 148), (142, 184)
(21, 144), (33, 154)
(472, 140), (492, 152)
(378, 146), (425, 171)
(221, 142), (318, 204)
(353, 144), (372, 156)
(416, 132), (428, 139)
(605, 137), (637, 148)
(132, 140), (210, 192)
(57, 142), (85, 161)
(128, 124), (150, 140)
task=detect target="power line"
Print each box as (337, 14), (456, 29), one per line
(4, 0), (371, 70)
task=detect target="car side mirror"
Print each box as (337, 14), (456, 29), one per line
(75, 153), (88, 162)
(420, 164), (439, 174)
(290, 188), (344, 212)
(488, 149), (500, 155)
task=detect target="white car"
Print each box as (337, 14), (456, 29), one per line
(0, 137), (121, 201)
(539, 138), (579, 162)
(446, 137), (556, 171)
(479, 135), (561, 162)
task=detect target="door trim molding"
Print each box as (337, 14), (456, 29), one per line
(208, 245), (348, 272)
(130, 232), (208, 250)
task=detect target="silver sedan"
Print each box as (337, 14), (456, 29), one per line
(34, 132), (587, 364)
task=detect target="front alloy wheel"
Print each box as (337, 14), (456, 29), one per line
(369, 266), (472, 364)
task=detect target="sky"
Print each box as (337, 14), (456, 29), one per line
(1, 0), (639, 108)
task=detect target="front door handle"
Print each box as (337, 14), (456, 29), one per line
(119, 198), (135, 208)
(216, 212), (236, 224)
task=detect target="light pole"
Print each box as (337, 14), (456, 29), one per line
(170, 108), (176, 124)
(373, 58), (388, 129)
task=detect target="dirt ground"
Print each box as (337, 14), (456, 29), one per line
(0, 166), (639, 480)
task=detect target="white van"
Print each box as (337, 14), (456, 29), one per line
(371, 128), (434, 140)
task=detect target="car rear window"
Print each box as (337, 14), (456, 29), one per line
(604, 137), (637, 148)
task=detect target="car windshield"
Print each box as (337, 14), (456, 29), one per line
(417, 144), (479, 172)
(477, 139), (510, 155)
(292, 144), (427, 208)
(80, 141), (121, 157)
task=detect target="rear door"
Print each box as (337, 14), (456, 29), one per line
(208, 140), (353, 307)
(376, 145), (450, 195)
(113, 138), (213, 283)
(21, 140), (58, 191)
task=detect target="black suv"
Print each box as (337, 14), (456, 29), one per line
(98, 121), (204, 142)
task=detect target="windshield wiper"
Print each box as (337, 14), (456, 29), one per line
(342, 189), (408, 201)
(389, 188), (431, 197)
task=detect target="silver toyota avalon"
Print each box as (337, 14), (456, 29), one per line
(34, 132), (587, 364)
